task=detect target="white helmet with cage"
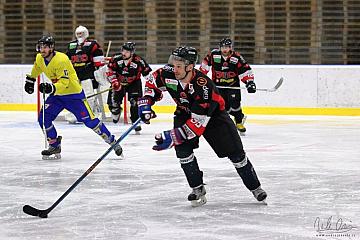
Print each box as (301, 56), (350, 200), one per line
(75, 25), (89, 44)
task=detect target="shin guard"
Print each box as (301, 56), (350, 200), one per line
(230, 155), (260, 191)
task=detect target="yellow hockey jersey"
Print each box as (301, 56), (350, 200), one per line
(30, 51), (83, 97)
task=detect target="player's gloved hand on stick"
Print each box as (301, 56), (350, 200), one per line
(152, 128), (186, 151)
(246, 81), (256, 93)
(39, 83), (56, 94)
(111, 79), (121, 91)
(137, 97), (154, 124)
(24, 75), (36, 94)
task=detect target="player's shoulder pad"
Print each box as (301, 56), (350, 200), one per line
(211, 49), (221, 54)
(133, 54), (142, 62)
(163, 64), (174, 73)
(68, 40), (77, 44)
(112, 53), (123, 60)
(233, 51), (242, 57)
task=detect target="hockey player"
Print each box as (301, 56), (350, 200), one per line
(65, 25), (105, 123)
(138, 46), (267, 207)
(24, 35), (123, 159)
(200, 37), (256, 134)
(106, 41), (152, 133)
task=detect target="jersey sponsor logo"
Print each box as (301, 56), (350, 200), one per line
(230, 57), (238, 64)
(213, 55), (221, 63)
(219, 78), (235, 83)
(196, 77), (207, 86)
(202, 85), (209, 99)
(117, 60), (124, 65)
(215, 71), (237, 79)
(182, 124), (197, 139)
(165, 78), (178, 91)
(83, 42), (91, 46)
(69, 43), (77, 49)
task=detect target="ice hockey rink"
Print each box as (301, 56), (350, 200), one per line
(0, 111), (359, 240)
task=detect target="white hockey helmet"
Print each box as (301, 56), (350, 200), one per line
(75, 25), (89, 44)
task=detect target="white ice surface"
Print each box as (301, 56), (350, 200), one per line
(0, 112), (359, 240)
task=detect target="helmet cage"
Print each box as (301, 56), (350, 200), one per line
(75, 26), (89, 43)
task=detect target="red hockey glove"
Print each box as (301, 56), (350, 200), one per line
(111, 79), (121, 91)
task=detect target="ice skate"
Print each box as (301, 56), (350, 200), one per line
(41, 136), (62, 160)
(111, 107), (122, 124)
(188, 185), (207, 207)
(251, 186), (267, 205)
(236, 116), (247, 135)
(109, 136), (124, 158)
(134, 125), (141, 135)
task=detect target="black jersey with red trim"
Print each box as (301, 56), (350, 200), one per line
(144, 64), (225, 136)
(66, 39), (104, 81)
(199, 49), (254, 87)
(107, 53), (152, 86)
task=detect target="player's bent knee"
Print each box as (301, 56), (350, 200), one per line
(178, 153), (195, 165)
(83, 117), (100, 129)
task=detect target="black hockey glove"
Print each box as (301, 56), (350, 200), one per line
(246, 81), (256, 93)
(24, 75), (36, 94)
(39, 83), (56, 95)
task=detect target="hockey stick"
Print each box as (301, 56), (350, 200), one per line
(23, 118), (141, 218)
(40, 74), (47, 148)
(105, 40), (112, 58)
(217, 77), (284, 92)
(87, 87), (112, 99)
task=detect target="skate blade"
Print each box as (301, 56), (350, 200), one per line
(135, 131), (141, 135)
(238, 131), (246, 136)
(259, 200), (268, 205)
(191, 196), (207, 207)
(42, 153), (61, 160)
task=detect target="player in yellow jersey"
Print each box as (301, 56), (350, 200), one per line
(24, 35), (123, 159)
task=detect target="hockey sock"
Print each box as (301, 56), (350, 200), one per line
(179, 154), (204, 188)
(230, 156), (261, 191)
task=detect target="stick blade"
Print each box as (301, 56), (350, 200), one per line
(273, 77), (284, 90)
(23, 205), (48, 218)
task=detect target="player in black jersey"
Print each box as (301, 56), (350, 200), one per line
(200, 37), (256, 134)
(138, 46), (267, 207)
(106, 42), (152, 133)
(66, 26), (106, 123)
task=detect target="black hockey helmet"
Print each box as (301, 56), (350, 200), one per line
(219, 37), (232, 48)
(171, 46), (198, 65)
(36, 35), (55, 51)
(122, 41), (136, 52)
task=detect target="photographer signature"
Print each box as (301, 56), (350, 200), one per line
(314, 216), (357, 233)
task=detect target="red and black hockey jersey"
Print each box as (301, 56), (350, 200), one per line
(66, 39), (104, 81)
(199, 49), (254, 87)
(107, 53), (152, 86)
(144, 64), (225, 138)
